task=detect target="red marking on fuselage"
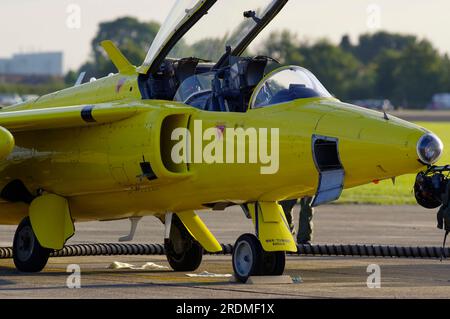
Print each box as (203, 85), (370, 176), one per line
(216, 125), (226, 138)
(116, 78), (127, 93)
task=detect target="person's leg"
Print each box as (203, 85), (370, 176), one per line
(279, 199), (298, 235)
(297, 197), (314, 244)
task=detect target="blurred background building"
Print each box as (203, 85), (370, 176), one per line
(0, 52), (64, 106)
(0, 52), (63, 77)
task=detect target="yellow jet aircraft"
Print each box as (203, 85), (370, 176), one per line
(0, 0), (444, 282)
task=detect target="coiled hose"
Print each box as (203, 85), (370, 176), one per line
(1, 243), (449, 259)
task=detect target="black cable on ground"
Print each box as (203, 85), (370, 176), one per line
(1, 243), (449, 259)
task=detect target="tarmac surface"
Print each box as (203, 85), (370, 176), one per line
(1, 204), (450, 299)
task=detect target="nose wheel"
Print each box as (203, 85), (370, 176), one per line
(232, 233), (286, 283)
(13, 217), (51, 272)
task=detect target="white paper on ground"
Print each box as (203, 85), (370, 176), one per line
(141, 262), (169, 270)
(108, 261), (169, 270)
(186, 271), (233, 278)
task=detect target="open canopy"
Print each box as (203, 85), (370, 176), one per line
(138, 0), (289, 75)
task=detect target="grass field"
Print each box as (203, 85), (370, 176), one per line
(338, 122), (450, 205)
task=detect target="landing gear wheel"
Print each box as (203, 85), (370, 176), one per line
(165, 215), (203, 272)
(232, 233), (264, 283)
(262, 251), (286, 276)
(13, 217), (51, 273)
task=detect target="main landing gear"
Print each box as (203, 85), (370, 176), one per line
(232, 233), (286, 283)
(13, 217), (51, 272)
(164, 214), (203, 271)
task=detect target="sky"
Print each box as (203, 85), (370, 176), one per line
(1, 0), (450, 72)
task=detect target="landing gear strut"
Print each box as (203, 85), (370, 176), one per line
(164, 214), (203, 271)
(232, 233), (286, 283)
(13, 217), (51, 272)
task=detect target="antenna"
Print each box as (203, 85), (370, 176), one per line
(74, 71), (86, 86)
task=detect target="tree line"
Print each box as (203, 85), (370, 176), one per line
(29, 17), (450, 108)
(262, 31), (450, 108)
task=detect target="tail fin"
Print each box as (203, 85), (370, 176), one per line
(101, 40), (134, 74)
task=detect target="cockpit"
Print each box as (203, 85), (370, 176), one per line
(250, 66), (332, 109)
(173, 55), (269, 112)
(137, 0), (332, 112)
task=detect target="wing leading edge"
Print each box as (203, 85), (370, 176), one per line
(0, 102), (146, 132)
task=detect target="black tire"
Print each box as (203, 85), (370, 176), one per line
(165, 215), (203, 272)
(414, 172), (442, 209)
(262, 251), (286, 276)
(13, 217), (51, 273)
(414, 187), (442, 209)
(232, 233), (264, 283)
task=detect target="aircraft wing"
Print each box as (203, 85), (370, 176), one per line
(0, 102), (142, 132)
(0, 102), (147, 160)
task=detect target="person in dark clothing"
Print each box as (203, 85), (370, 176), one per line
(280, 197), (314, 244)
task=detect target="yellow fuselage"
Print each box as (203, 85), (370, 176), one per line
(0, 73), (427, 225)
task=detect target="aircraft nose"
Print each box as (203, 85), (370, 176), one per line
(416, 133), (443, 165)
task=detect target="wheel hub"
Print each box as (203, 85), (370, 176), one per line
(234, 241), (253, 277)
